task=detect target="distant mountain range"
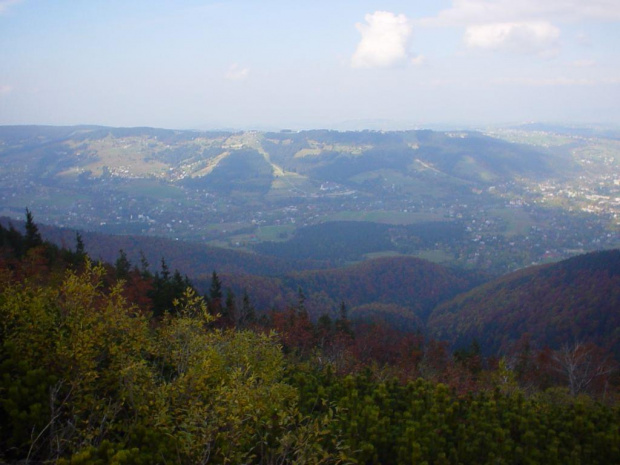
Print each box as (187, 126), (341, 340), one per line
(0, 125), (562, 186)
(0, 125), (583, 212)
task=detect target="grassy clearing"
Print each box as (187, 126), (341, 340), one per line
(255, 224), (295, 241)
(352, 168), (470, 198)
(293, 148), (322, 158)
(490, 207), (534, 237)
(484, 130), (575, 147)
(117, 180), (186, 200)
(220, 225), (294, 248)
(454, 156), (496, 182)
(324, 210), (446, 225)
(350, 169), (411, 187)
(363, 251), (403, 260)
(77, 136), (170, 177)
(414, 249), (454, 264)
(266, 176), (318, 200)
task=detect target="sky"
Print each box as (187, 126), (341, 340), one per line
(1, 0), (619, 130)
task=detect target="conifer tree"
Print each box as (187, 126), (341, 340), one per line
(335, 301), (353, 336)
(239, 290), (256, 328)
(24, 208), (42, 251)
(296, 287), (307, 316)
(160, 257), (170, 280)
(75, 232), (85, 257)
(138, 251), (150, 277)
(1, 223), (24, 257)
(209, 271), (223, 315)
(115, 249), (131, 279)
(222, 289), (236, 327)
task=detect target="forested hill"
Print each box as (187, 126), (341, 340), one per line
(4, 215), (619, 359)
(2, 212), (619, 464)
(0, 216), (331, 276)
(1, 215), (487, 327)
(208, 256), (484, 331)
(428, 249), (620, 356)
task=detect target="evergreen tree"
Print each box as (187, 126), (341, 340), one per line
(0, 223), (24, 257)
(139, 251), (150, 277)
(335, 301), (353, 336)
(209, 271), (222, 300)
(65, 231), (87, 268)
(115, 249), (131, 279)
(149, 261), (193, 318)
(239, 290), (256, 328)
(209, 271), (223, 315)
(75, 232), (85, 257)
(160, 257), (170, 281)
(317, 313), (333, 332)
(296, 287), (307, 316)
(338, 300), (348, 321)
(0, 223), (6, 247)
(221, 289), (236, 327)
(24, 209), (42, 251)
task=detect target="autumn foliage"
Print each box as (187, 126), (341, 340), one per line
(1, 216), (619, 464)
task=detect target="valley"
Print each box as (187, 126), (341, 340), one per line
(0, 125), (618, 276)
(4, 2), (620, 462)
(1, 127), (619, 464)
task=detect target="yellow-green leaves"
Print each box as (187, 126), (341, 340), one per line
(2, 261), (345, 464)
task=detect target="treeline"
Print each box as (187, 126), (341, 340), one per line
(1, 213), (619, 464)
(17, 219), (329, 277)
(196, 255), (481, 332)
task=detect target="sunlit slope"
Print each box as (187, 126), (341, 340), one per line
(0, 125), (572, 193)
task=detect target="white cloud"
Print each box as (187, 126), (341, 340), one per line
(0, 0), (22, 14)
(0, 84), (13, 95)
(576, 32), (592, 46)
(411, 55), (426, 66)
(417, 0), (619, 57)
(428, 0), (620, 26)
(225, 64), (249, 81)
(351, 11), (413, 69)
(464, 21), (560, 55)
(572, 59), (596, 67)
(492, 76), (619, 86)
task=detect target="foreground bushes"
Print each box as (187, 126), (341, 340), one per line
(291, 366), (619, 464)
(1, 260), (618, 464)
(0, 261), (346, 463)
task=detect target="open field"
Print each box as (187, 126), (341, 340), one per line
(489, 207), (534, 237)
(324, 210), (448, 225)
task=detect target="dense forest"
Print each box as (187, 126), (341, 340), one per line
(208, 256), (483, 327)
(428, 251), (620, 358)
(1, 213), (619, 464)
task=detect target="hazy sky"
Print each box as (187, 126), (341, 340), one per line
(1, 0), (619, 130)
